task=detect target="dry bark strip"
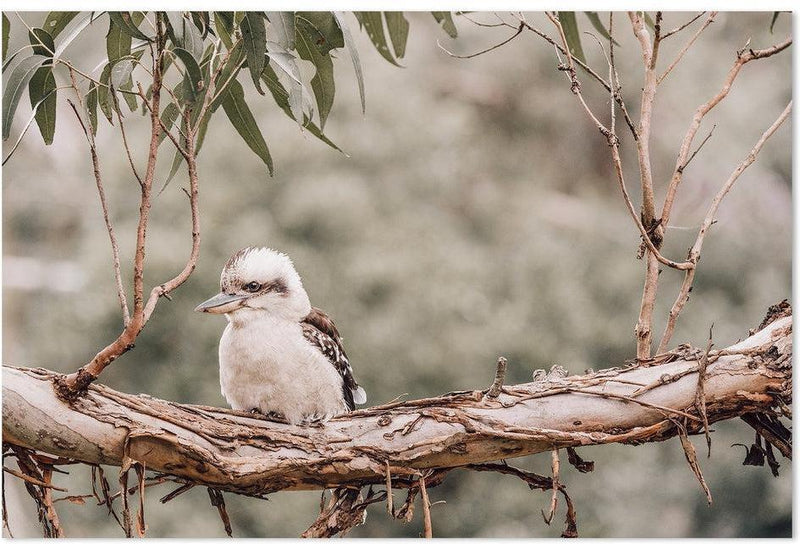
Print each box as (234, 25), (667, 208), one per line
(2, 314), (792, 499)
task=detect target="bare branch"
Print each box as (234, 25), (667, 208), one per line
(65, 91), (131, 328)
(438, 23), (524, 59)
(661, 12), (707, 40)
(656, 102), (791, 352)
(660, 37), (792, 230)
(658, 12), (718, 84)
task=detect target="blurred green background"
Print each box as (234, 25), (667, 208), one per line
(2, 11), (792, 537)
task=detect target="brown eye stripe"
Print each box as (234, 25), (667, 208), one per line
(265, 279), (288, 294)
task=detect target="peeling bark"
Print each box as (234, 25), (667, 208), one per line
(2, 314), (791, 499)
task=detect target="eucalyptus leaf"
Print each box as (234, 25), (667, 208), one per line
(354, 12), (399, 66)
(295, 15), (336, 127)
(384, 12), (409, 59)
(28, 28), (55, 58)
(558, 11), (586, 63)
(261, 63), (341, 153)
(43, 12), (79, 39)
(2, 54), (49, 140)
(173, 47), (204, 103)
(214, 12), (234, 49)
(294, 12), (343, 54)
(108, 12), (152, 42)
(585, 12), (619, 45)
(98, 63), (114, 123)
(157, 102), (180, 146)
(267, 12), (295, 50)
(110, 59), (134, 88)
(431, 12), (458, 38)
(2, 14), (9, 62)
(86, 81), (98, 135)
(241, 12), (267, 94)
(106, 17), (132, 63)
(53, 12), (93, 58)
(333, 12), (365, 114)
(28, 67), (57, 144)
(221, 79), (273, 175)
(770, 12), (781, 33)
(265, 42), (304, 123)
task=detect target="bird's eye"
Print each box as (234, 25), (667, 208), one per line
(244, 281), (261, 292)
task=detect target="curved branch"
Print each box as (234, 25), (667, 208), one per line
(3, 312), (791, 496)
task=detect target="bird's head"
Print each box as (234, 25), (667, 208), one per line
(195, 247), (311, 321)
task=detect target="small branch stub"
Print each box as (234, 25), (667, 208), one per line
(486, 357), (508, 398)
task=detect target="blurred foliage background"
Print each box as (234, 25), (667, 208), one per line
(2, 11), (792, 537)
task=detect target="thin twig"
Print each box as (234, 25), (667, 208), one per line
(661, 12), (706, 40)
(2, 467), (67, 491)
(660, 37), (792, 230)
(658, 12), (717, 84)
(438, 23), (524, 59)
(418, 473), (432, 538)
(65, 92), (131, 328)
(656, 101), (791, 352)
(385, 462), (394, 517)
(542, 449), (560, 524)
(679, 124), (716, 173)
(696, 326), (713, 457)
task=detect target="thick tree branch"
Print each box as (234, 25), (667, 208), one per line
(4, 311), (791, 498)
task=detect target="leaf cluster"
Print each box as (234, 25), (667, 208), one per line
(2, 11), (458, 172)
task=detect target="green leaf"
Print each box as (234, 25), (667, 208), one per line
(106, 18), (132, 63)
(221, 79), (273, 175)
(558, 12), (586, 63)
(211, 41), (244, 108)
(261, 62), (341, 153)
(584, 12), (619, 46)
(86, 81), (98, 135)
(157, 102), (179, 146)
(295, 12), (343, 54)
(173, 47), (204, 103)
(295, 15), (337, 128)
(3, 54), (49, 140)
(110, 58), (134, 89)
(770, 12), (781, 34)
(98, 63), (114, 123)
(431, 12), (458, 38)
(333, 12), (365, 114)
(2, 14), (9, 62)
(166, 12), (204, 61)
(384, 12), (409, 59)
(43, 12), (79, 39)
(28, 67), (57, 144)
(241, 12), (267, 94)
(643, 12), (655, 30)
(265, 42), (304, 123)
(108, 12), (152, 42)
(53, 12), (94, 58)
(28, 28), (55, 58)
(267, 12), (295, 50)
(214, 12), (234, 49)
(354, 12), (399, 66)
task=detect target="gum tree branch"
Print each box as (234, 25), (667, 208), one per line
(2, 310), (792, 509)
(628, 11), (661, 361)
(660, 37), (792, 230)
(66, 70), (131, 328)
(657, 12), (717, 84)
(656, 102), (791, 353)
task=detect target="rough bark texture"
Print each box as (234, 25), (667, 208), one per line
(3, 312), (791, 498)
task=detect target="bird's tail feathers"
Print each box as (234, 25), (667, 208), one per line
(352, 386), (367, 405)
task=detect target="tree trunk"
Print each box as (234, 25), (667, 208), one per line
(3, 308), (791, 497)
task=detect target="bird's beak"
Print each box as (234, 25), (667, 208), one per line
(194, 292), (249, 314)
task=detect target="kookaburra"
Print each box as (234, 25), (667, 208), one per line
(195, 247), (366, 424)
